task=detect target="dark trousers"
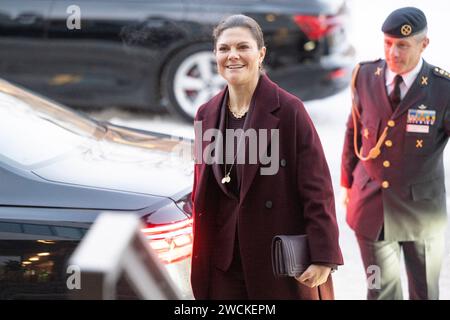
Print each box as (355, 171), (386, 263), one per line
(357, 234), (445, 300)
(209, 235), (249, 299)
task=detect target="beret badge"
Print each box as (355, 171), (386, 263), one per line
(401, 24), (412, 36)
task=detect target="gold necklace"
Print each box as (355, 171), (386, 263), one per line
(228, 101), (249, 119)
(221, 104), (247, 184)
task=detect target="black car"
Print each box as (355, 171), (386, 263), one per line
(0, 78), (194, 299)
(0, 0), (355, 121)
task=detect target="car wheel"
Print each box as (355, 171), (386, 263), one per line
(162, 43), (226, 122)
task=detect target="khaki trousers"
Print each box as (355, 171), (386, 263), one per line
(357, 234), (445, 300)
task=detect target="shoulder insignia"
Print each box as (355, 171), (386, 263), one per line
(433, 67), (450, 80)
(357, 58), (382, 77)
(359, 58), (382, 66)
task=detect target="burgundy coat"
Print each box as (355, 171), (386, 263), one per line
(191, 75), (343, 299)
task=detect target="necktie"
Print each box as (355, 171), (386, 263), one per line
(389, 74), (403, 110)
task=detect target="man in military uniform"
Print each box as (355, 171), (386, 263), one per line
(341, 7), (450, 299)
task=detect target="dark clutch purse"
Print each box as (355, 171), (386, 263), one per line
(271, 234), (311, 278)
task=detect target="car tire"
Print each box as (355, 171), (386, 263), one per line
(162, 43), (226, 122)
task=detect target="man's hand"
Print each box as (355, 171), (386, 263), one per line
(341, 187), (350, 207)
(295, 264), (331, 288)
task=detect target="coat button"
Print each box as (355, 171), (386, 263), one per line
(265, 201), (273, 209)
(385, 140), (393, 147)
(388, 120), (395, 127)
(280, 159), (287, 167)
(383, 161), (390, 168)
(382, 181), (390, 189)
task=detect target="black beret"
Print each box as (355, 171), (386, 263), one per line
(382, 7), (427, 38)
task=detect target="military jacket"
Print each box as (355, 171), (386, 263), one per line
(341, 59), (450, 241)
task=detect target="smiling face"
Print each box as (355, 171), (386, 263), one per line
(384, 34), (429, 74)
(215, 27), (266, 87)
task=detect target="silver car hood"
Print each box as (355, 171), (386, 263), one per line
(32, 125), (194, 199)
(0, 79), (194, 210)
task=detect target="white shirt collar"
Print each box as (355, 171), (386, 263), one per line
(385, 58), (423, 89)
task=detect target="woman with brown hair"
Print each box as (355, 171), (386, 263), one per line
(191, 14), (343, 299)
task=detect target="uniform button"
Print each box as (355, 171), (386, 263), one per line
(265, 201), (273, 209)
(385, 140), (393, 147)
(388, 120), (395, 127)
(383, 161), (390, 168)
(382, 181), (390, 189)
(280, 159), (287, 167)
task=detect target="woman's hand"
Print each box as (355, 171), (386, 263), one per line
(295, 264), (331, 288)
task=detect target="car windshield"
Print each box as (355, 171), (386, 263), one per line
(0, 80), (105, 167)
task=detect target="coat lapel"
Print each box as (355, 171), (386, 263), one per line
(193, 89), (225, 206)
(374, 61), (395, 119)
(239, 75), (280, 203)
